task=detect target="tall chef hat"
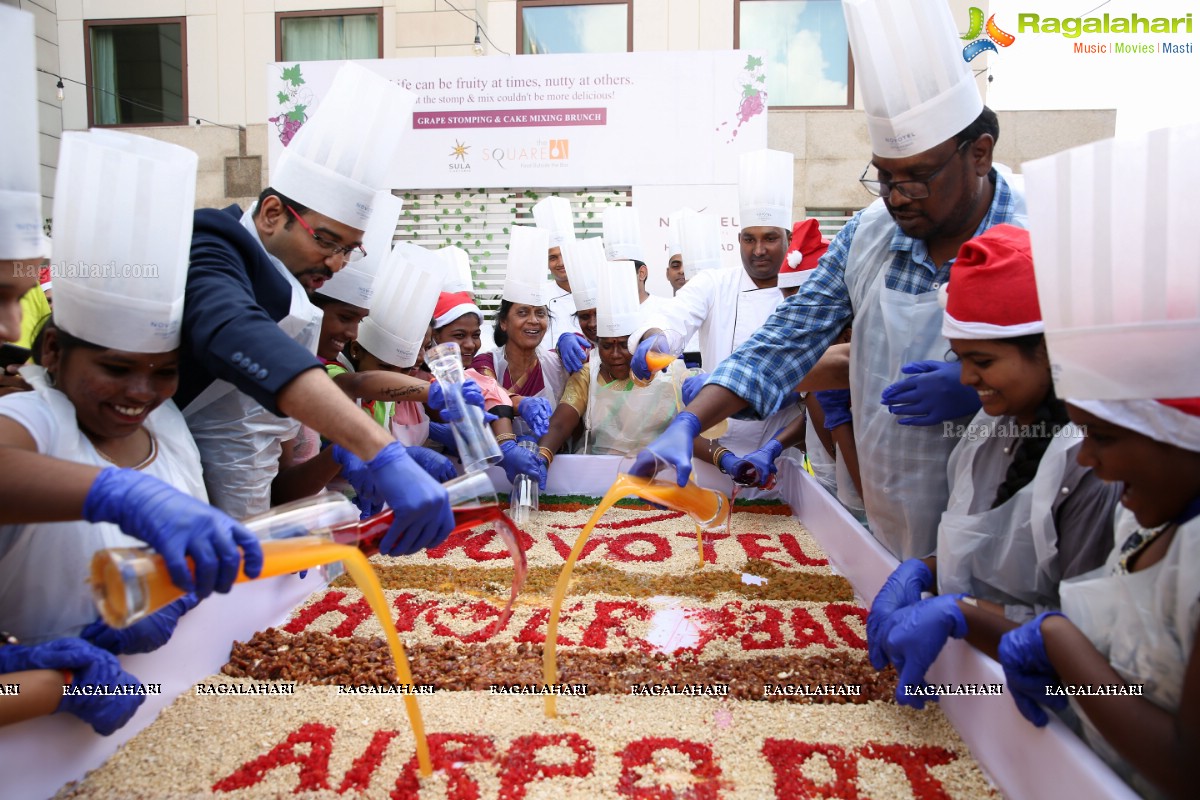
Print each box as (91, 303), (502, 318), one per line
(843, 0), (983, 159)
(561, 237), (604, 312)
(316, 190), (403, 309)
(438, 246), (473, 295)
(738, 149), (793, 230)
(52, 131), (196, 353)
(1025, 123), (1200, 451)
(502, 225), (551, 306)
(272, 62), (416, 229)
(665, 209), (691, 259)
(679, 209), (723, 279)
(0, 6), (50, 260)
(602, 206), (645, 263)
(778, 219), (830, 289)
(357, 243), (442, 368)
(596, 260), (641, 338)
(941, 225), (1041, 340)
(532, 196), (576, 249)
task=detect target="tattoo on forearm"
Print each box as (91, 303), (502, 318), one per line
(380, 385), (425, 399)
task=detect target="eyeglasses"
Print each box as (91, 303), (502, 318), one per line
(859, 140), (972, 200)
(286, 205), (367, 263)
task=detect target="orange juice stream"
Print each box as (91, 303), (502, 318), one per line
(542, 474), (729, 717)
(91, 537), (434, 777)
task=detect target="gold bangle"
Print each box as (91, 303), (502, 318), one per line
(538, 446), (555, 466)
(712, 446), (731, 471)
(495, 433), (517, 445)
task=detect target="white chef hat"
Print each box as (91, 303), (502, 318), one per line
(502, 225), (551, 306)
(596, 260), (641, 338)
(0, 6), (50, 260)
(665, 209), (691, 259)
(51, 131), (196, 353)
(843, 0), (983, 159)
(357, 242), (443, 369)
(1024, 123), (1200, 403)
(602, 206), (645, 263)
(532, 196), (576, 249)
(738, 149), (793, 230)
(679, 209), (723, 279)
(438, 246), (474, 295)
(272, 62), (416, 230)
(562, 237), (604, 312)
(316, 191), (403, 309)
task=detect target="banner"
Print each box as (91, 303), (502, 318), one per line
(267, 51), (768, 190)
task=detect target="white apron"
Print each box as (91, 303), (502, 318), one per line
(182, 208), (322, 519)
(583, 358), (680, 456)
(1059, 508), (1200, 799)
(0, 367), (207, 643)
(490, 345), (567, 439)
(936, 413), (1085, 620)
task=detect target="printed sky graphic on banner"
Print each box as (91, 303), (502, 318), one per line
(266, 52), (768, 191)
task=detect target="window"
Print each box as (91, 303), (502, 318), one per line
(517, 0), (631, 55)
(735, 0), (853, 109)
(276, 9), (382, 62)
(85, 18), (187, 127)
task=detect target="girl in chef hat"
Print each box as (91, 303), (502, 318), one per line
(0, 130), (262, 735)
(867, 224), (1119, 709)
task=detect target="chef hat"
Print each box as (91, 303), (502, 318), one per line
(596, 260), (641, 338)
(502, 225), (551, 306)
(561, 237), (604, 311)
(0, 6), (50, 260)
(51, 131), (196, 353)
(357, 243), (442, 368)
(602, 206), (645, 263)
(1068, 398), (1200, 453)
(272, 63), (416, 230)
(433, 291), (482, 330)
(843, 0), (983, 159)
(316, 190), (403, 309)
(940, 225), (1041, 340)
(438, 246), (473, 295)
(778, 219), (830, 289)
(532, 196), (576, 249)
(1024, 123), (1200, 402)
(665, 209), (691, 259)
(678, 209), (723, 279)
(738, 149), (793, 230)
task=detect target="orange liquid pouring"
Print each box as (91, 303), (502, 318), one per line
(645, 350), (676, 373)
(541, 474), (729, 717)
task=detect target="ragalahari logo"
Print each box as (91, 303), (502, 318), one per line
(961, 7), (1016, 61)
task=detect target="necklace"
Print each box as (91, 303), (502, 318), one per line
(94, 430), (159, 471)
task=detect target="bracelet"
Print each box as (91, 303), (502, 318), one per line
(712, 446), (731, 472)
(495, 433), (517, 445)
(538, 446), (555, 466)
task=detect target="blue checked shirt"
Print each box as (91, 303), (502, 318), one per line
(709, 172), (1021, 419)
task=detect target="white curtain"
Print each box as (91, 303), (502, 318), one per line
(91, 28), (119, 124)
(282, 15), (377, 61)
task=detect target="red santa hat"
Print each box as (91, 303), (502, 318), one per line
(941, 224), (1042, 340)
(778, 219), (829, 289)
(433, 291), (482, 330)
(38, 265), (52, 292)
(1068, 397), (1200, 453)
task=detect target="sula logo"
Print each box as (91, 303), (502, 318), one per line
(961, 7), (1016, 61)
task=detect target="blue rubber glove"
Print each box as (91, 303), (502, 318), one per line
(518, 397), (552, 439)
(428, 379), (496, 423)
(426, 422), (459, 458)
(867, 559), (934, 670)
(814, 389), (853, 430)
(631, 333), (669, 381)
(80, 594), (199, 655)
(681, 373), (708, 406)
(629, 411), (703, 486)
(406, 445), (458, 482)
(501, 439), (547, 490)
(881, 361), (981, 426)
(557, 332), (592, 374)
(884, 594), (967, 709)
(717, 449), (743, 476)
(331, 445), (384, 517)
(741, 438), (784, 488)
(998, 611), (1069, 727)
(365, 442), (455, 556)
(0, 638), (145, 735)
(83, 469), (263, 599)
